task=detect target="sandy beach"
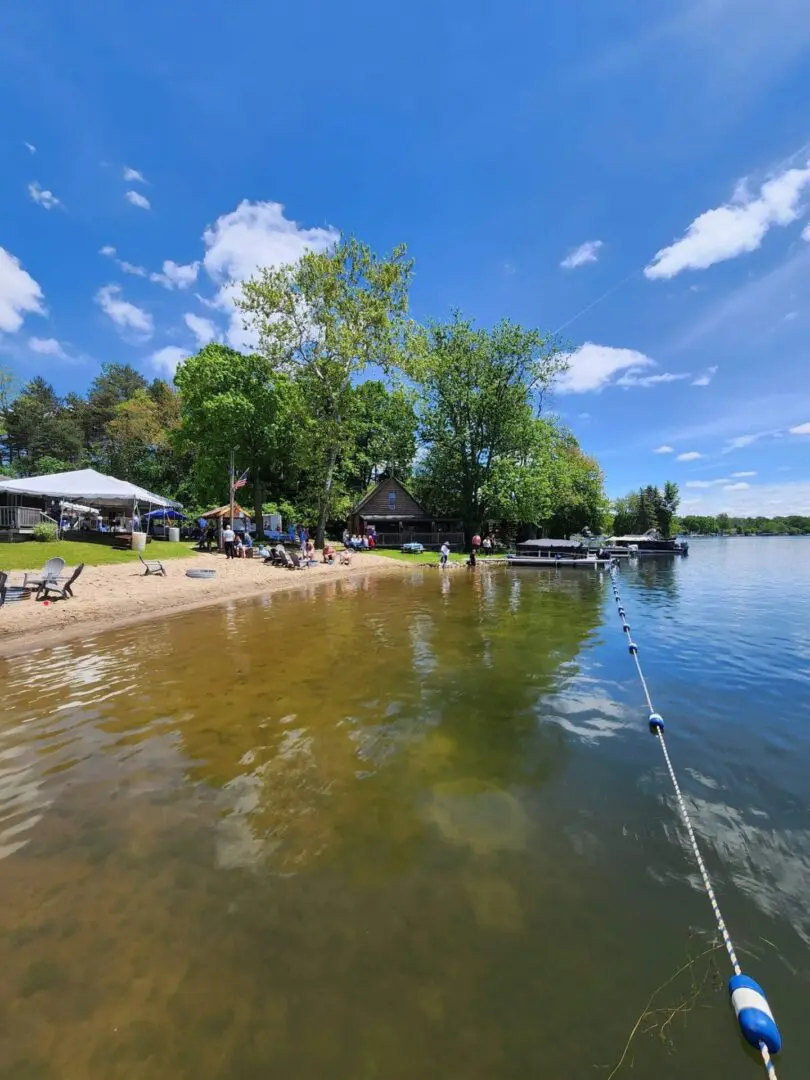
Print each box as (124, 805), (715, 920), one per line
(0, 552), (410, 658)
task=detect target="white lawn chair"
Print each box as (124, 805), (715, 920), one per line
(23, 556), (66, 589)
(139, 554), (166, 576)
(36, 564), (85, 601)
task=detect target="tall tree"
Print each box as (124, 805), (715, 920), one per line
(83, 362), (149, 447)
(406, 312), (567, 537)
(0, 366), (15, 467)
(174, 343), (302, 532)
(237, 236), (413, 544)
(344, 380), (417, 493)
(4, 377), (84, 468)
(611, 481), (679, 535)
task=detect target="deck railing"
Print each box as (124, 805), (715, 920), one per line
(0, 506), (56, 530)
(375, 531), (464, 549)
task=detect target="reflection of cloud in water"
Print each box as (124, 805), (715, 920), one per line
(541, 677), (629, 744)
(214, 727), (321, 873)
(409, 614), (437, 678)
(662, 794), (810, 946)
(0, 743), (51, 860)
(426, 779), (529, 855)
(509, 575), (521, 613)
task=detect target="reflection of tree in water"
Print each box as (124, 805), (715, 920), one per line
(622, 557), (681, 606)
(162, 568), (606, 876)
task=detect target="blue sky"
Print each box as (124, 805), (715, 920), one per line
(2, 0), (810, 515)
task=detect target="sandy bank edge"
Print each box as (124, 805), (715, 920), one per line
(0, 558), (415, 661)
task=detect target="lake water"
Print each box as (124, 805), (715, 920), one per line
(1, 539), (809, 1079)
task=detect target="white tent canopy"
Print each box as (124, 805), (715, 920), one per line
(0, 468), (179, 509)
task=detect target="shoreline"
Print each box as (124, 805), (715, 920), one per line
(0, 553), (412, 660)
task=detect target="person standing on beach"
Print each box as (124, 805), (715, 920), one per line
(482, 535), (492, 556)
(223, 522), (236, 559)
(440, 541), (450, 567)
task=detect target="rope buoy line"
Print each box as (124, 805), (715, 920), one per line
(608, 564), (782, 1077)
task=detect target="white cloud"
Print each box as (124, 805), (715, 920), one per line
(150, 346), (188, 378)
(802, 224), (810, 242)
(723, 431), (778, 451)
(123, 166), (146, 183)
(95, 284), (153, 337)
(560, 240), (603, 270)
(184, 312), (217, 346)
(202, 199), (339, 348)
(645, 162), (810, 279)
(150, 260), (199, 290)
(126, 190), (151, 210)
(27, 181), (62, 210)
(724, 481), (751, 490)
(731, 471), (757, 477)
(676, 451), (702, 461)
(789, 422), (810, 435)
(119, 260), (147, 277)
(693, 480), (810, 515)
(24, 141), (36, 154)
(653, 445), (674, 454)
(692, 364), (718, 386)
(0, 247), (45, 333)
(577, 412), (591, 420)
(686, 478), (729, 488)
(100, 245), (146, 277)
(28, 336), (67, 359)
(555, 343), (655, 393)
(615, 370), (690, 388)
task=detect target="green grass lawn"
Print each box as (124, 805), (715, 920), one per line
(372, 548), (470, 565)
(0, 539), (201, 572)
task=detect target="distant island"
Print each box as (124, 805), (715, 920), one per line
(679, 514), (810, 536)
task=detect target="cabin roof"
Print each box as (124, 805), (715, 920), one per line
(351, 475), (426, 515)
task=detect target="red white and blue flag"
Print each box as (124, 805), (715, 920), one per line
(232, 469), (249, 491)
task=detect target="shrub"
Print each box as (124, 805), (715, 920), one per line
(32, 522), (58, 542)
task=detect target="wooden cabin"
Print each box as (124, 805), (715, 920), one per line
(348, 477), (463, 550)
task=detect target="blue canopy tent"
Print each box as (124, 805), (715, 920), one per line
(143, 508), (186, 521)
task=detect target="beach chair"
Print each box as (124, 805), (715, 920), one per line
(139, 554), (166, 577)
(0, 571), (6, 608)
(36, 563), (85, 601)
(288, 552), (306, 570)
(23, 556), (66, 589)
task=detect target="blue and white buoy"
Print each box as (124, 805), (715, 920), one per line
(729, 974), (782, 1055)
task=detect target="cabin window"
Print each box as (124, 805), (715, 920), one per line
(387, 491), (396, 510)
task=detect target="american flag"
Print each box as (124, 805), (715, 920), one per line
(232, 469), (248, 491)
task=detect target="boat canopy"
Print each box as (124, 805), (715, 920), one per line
(517, 538), (585, 550)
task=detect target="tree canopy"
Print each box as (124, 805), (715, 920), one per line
(237, 236), (414, 543)
(1, 237), (615, 544)
(611, 483), (680, 537)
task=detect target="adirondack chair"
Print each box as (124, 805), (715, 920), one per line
(23, 556), (66, 589)
(0, 571), (7, 608)
(288, 551), (306, 570)
(139, 554), (166, 577)
(36, 563), (85, 601)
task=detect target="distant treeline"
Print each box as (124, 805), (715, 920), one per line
(678, 514), (810, 535)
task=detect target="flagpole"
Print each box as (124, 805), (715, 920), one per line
(229, 448), (235, 528)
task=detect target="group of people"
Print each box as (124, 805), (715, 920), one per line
(471, 533), (496, 556)
(342, 529), (376, 550)
(222, 524), (254, 559)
